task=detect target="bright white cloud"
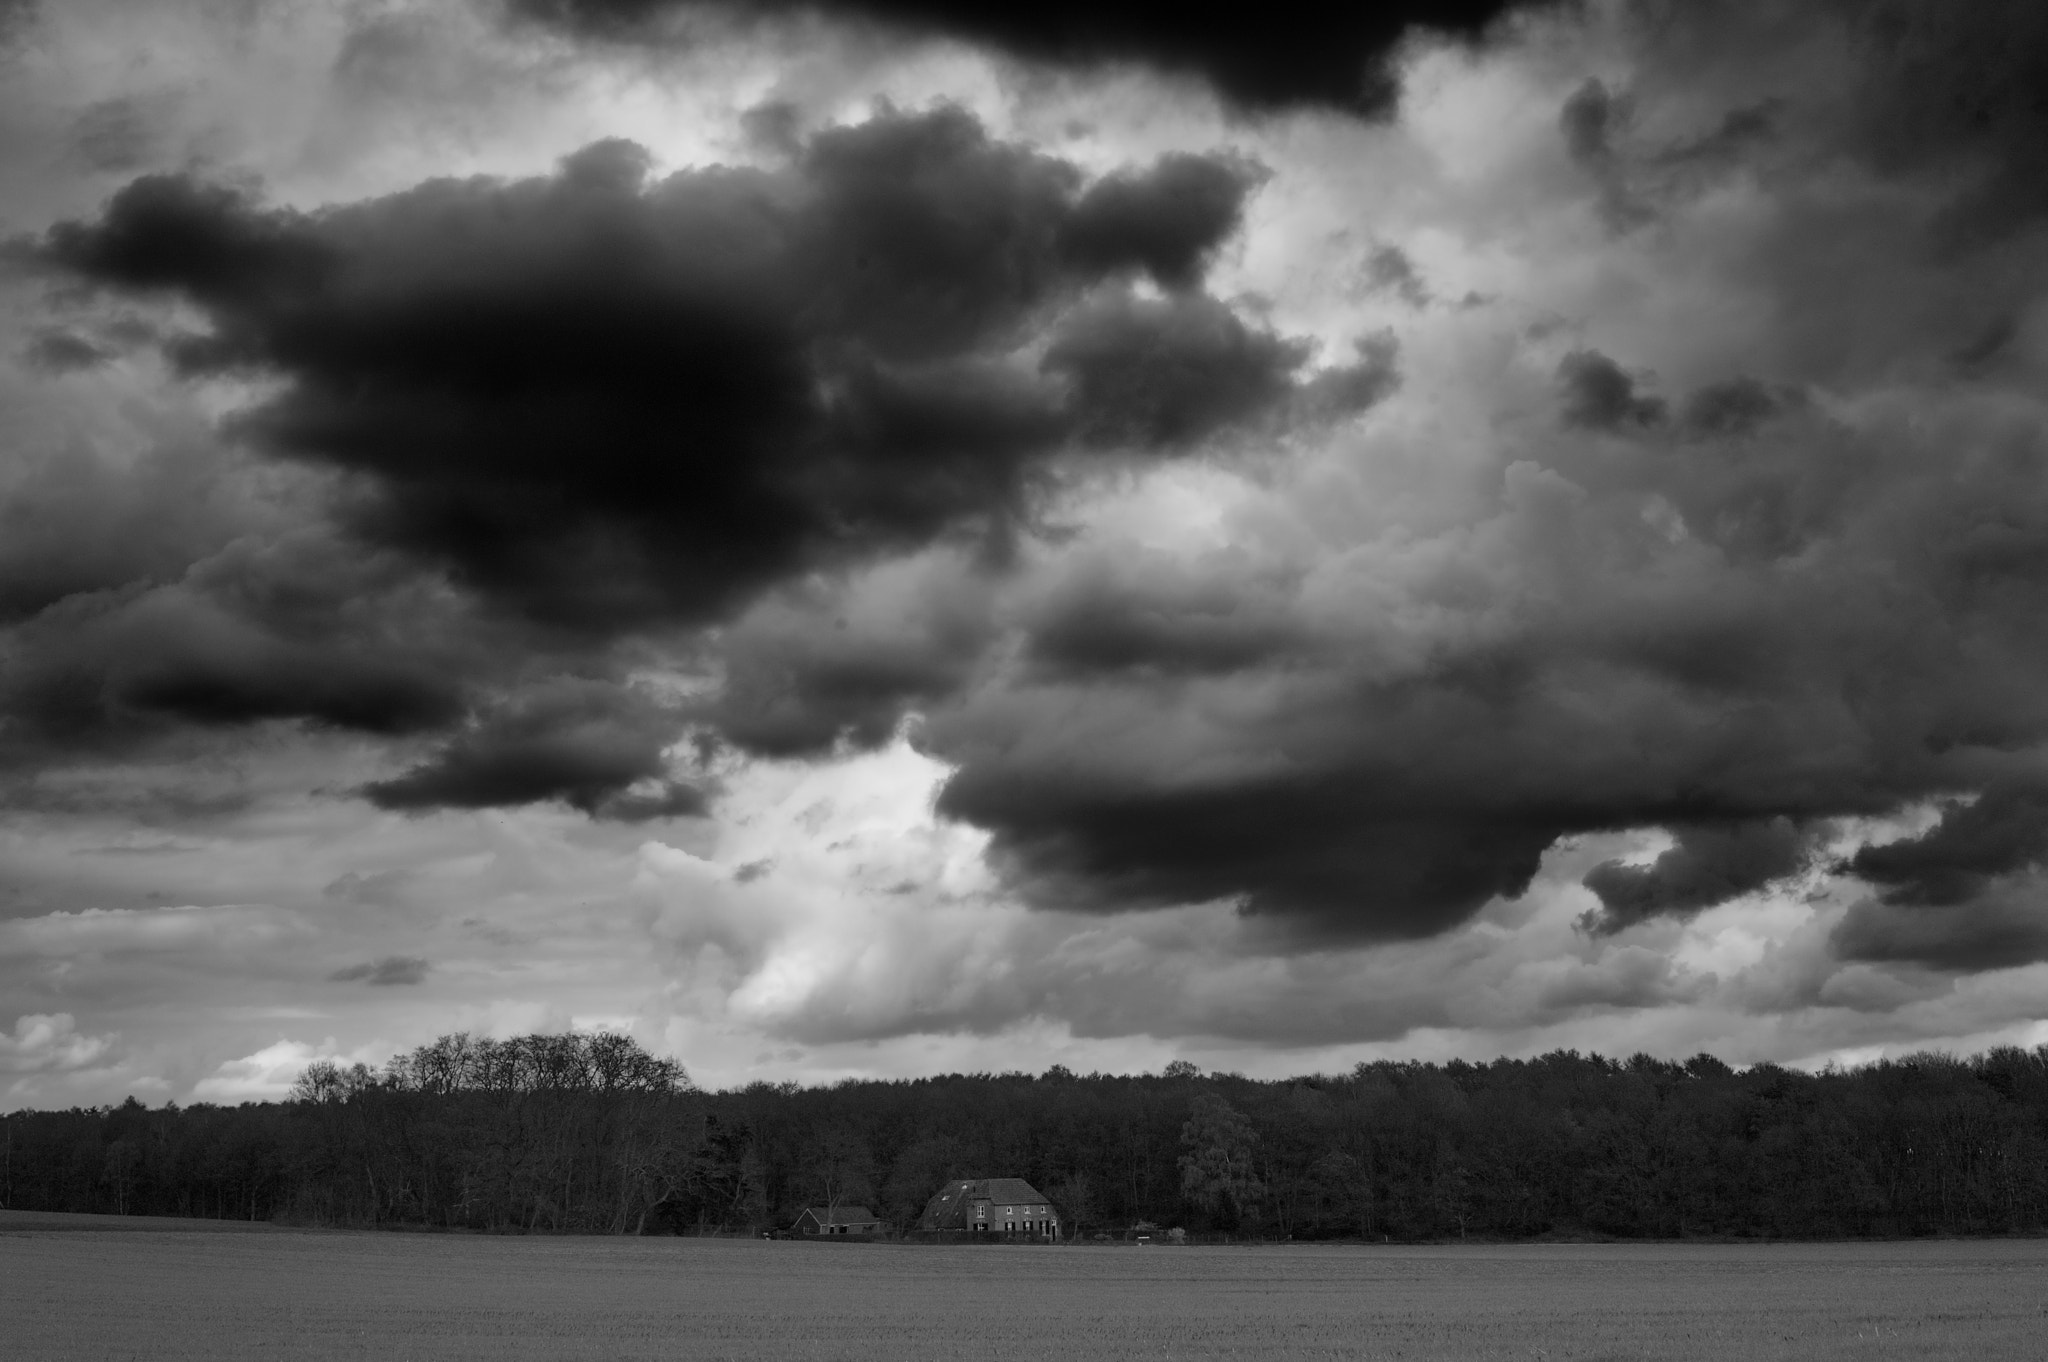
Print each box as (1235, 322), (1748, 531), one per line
(0, 1013), (115, 1074)
(191, 1036), (387, 1103)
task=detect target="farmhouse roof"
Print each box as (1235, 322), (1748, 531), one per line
(800, 1205), (877, 1225)
(915, 1177), (1057, 1230)
(979, 1178), (1048, 1206)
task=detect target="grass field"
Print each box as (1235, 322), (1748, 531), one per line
(3, 1212), (2043, 1360)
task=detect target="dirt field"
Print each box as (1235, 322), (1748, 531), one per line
(2, 1212), (2043, 1360)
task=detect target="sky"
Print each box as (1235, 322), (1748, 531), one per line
(4, 0), (2048, 1110)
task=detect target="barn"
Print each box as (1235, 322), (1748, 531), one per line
(792, 1205), (881, 1236)
(916, 1178), (1060, 1239)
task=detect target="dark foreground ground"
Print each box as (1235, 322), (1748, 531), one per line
(2, 1210), (2042, 1360)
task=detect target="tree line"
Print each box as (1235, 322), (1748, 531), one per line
(4, 1034), (2046, 1240)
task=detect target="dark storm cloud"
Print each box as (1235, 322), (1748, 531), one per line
(710, 592), (988, 756)
(1554, 67), (1789, 234)
(1580, 818), (1814, 935)
(1364, 245), (1430, 307)
(31, 173), (332, 307)
(13, 0), (2048, 981)
(26, 109), (1307, 640)
(924, 602), (1874, 942)
(507, 0), (1552, 113)
(1045, 294), (1308, 449)
(1295, 335), (1403, 421)
(1606, 1), (2048, 251)
(1058, 154), (1260, 291)
(113, 650), (460, 736)
(907, 325), (2048, 944)
(1678, 377), (1798, 439)
(1559, 76), (1618, 166)
(0, 529), (472, 769)
(0, 440), (263, 627)
(1558, 77), (1651, 230)
(1840, 0), (2048, 245)
(1025, 583), (1299, 679)
(1557, 349), (1665, 430)
(936, 763), (1560, 938)
(1844, 786), (2048, 908)
(1831, 891), (2048, 973)
(1561, 74), (1776, 180)
(364, 679), (704, 819)
(12, 107), (1381, 809)
(1657, 101), (1779, 170)
(328, 955), (432, 985)
(20, 329), (108, 372)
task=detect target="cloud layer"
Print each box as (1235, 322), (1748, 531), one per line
(509, 0), (1552, 113)
(3, 0), (2048, 1103)
(27, 112), (1298, 635)
(18, 103), (1389, 816)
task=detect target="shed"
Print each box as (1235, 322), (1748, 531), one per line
(916, 1177), (1060, 1239)
(793, 1205), (881, 1235)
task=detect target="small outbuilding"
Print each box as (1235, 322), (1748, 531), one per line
(916, 1178), (1060, 1239)
(793, 1205), (881, 1236)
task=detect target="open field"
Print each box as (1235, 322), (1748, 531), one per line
(3, 1214), (2044, 1360)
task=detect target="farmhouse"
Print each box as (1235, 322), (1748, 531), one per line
(916, 1178), (1060, 1239)
(793, 1205), (881, 1235)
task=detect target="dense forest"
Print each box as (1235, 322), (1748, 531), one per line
(5, 1033), (2047, 1241)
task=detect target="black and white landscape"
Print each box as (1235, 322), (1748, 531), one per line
(3, 0), (2047, 1113)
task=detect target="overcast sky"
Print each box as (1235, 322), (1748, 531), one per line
(3, 0), (2047, 1110)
